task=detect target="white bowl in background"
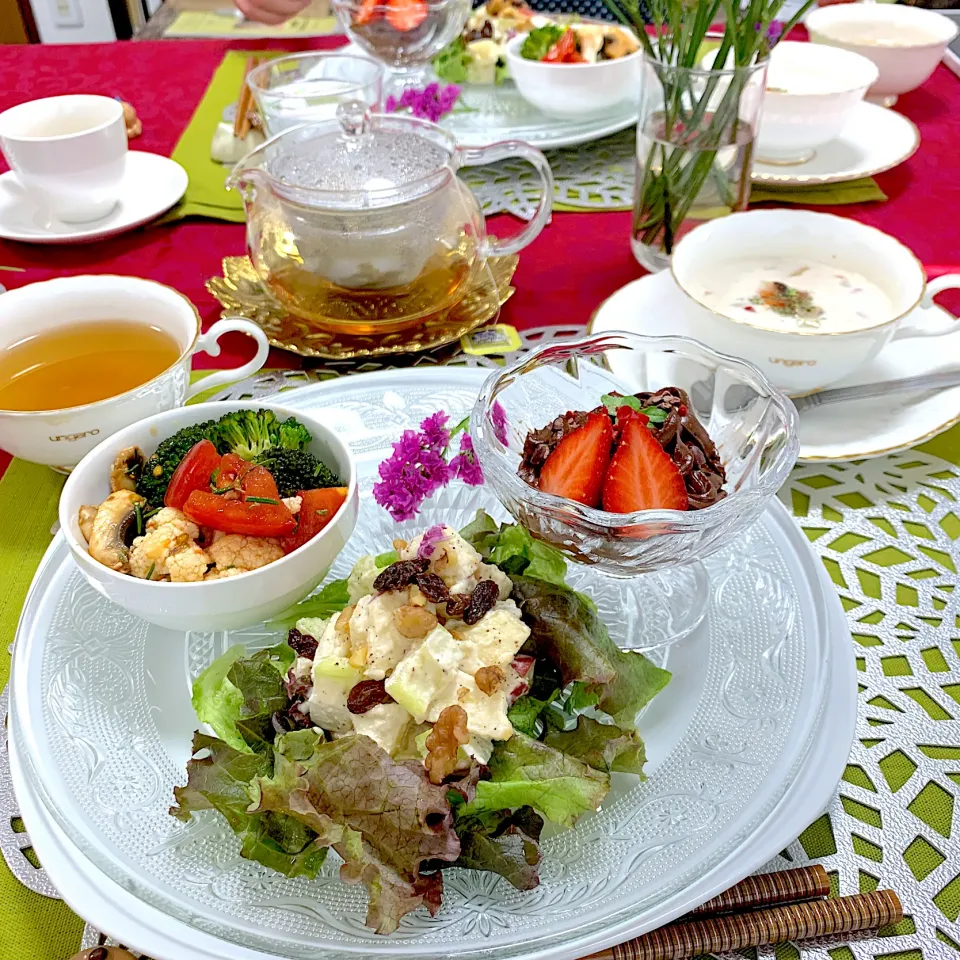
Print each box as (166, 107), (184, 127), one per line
(755, 41), (877, 163)
(504, 33), (642, 120)
(807, 3), (958, 101)
(59, 400), (358, 632)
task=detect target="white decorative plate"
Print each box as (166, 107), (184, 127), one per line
(751, 101), (919, 186)
(9, 547), (855, 960)
(590, 271), (960, 463)
(13, 369), (830, 960)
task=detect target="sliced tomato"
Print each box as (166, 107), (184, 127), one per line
(353, 0), (381, 24)
(164, 439), (222, 510)
(183, 490), (296, 537)
(543, 29), (584, 63)
(211, 453), (252, 493)
(385, 0), (427, 32)
(240, 465), (281, 502)
(281, 487), (348, 554)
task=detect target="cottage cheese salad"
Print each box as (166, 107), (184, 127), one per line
(172, 513), (670, 934)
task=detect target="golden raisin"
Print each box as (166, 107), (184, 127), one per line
(424, 705), (469, 784)
(474, 665), (505, 696)
(393, 538), (407, 553)
(393, 604), (438, 639)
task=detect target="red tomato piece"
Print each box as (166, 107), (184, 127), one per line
(164, 440), (222, 510)
(212, 453), (252, 493)
(183, 491), (297, 537)
(543, 29), (583, 63)
(385, 0), (427, 32)
(240, 465), (281, 502)
(281, 487), (348, 555)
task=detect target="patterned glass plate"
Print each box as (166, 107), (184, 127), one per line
(13, 369), (830, 960)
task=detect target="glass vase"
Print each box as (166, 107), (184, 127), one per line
(631, 54), (768, 273)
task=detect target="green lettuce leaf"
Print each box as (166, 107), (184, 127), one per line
(191, 642), (295, 754)
(460, 511), (568, 588)
(170, 732), (327, 879)
(510, 575), (671, 728)
(520, 23), (565, 61)
(450, 805), (543, 890)
(266, 577), (351, 631)
(507, 690), (558, 738)
(545, 715), (647, 776)
(433, 36), (470, 83)
(464, 733), (609, 827)
(251, 731), (460, 934)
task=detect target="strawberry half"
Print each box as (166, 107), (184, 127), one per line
(538, 410), (613, 508)
(602, 413), (688, 513)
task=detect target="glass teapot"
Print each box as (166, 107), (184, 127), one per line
(227, 103), (553, 335)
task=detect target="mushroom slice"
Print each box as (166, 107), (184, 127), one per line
(110, 446), (146, 492)
(78, 505), (99, 543)
(88, 489), (146, 573)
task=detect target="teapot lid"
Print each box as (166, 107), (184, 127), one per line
(265, 103), (455, 209)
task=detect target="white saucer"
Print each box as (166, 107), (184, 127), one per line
(0, 152), (188, 244)
(752, 101), (919, 186)
(590, 270), (960, 462)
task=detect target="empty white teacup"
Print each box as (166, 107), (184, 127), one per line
(670, 210), (960, 394)
(0, 95), (127, 223)
(0, 276), (271, 470)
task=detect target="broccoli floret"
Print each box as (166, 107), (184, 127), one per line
(277, 416), (311, 452)
(214, 409), (281, 460)
(256, 448), (340, 499)
(135, 420), (218, 507)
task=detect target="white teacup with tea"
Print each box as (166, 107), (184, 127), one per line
(0, 95), (128, 224)
(0, 276), (271, 470)
(670, 210), (960, 394)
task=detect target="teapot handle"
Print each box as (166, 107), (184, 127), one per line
(454, 141), (554, 257)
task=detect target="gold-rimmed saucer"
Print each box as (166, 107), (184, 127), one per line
(206, 255), (518, 360)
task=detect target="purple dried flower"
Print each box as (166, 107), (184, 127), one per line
(767, 19), (784, 44)
(492, 401), (508, 446)
(420, 412), (450, 452)
(372, 429), (453, 522)
(383, 83), (462, 122)
(384, 94), (399, 112)
(417, 524), (447, 559)
(451, 433), (484, 486)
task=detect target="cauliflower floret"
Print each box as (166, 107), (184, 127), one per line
(207, 534), (284, 573)
(349, 588), (418, 679)
(145, 507), (199, 539)
(347, 555), (380, 604)
(129, 523), (211, 581)
(282, 496), (302, 515)
(204, 567), (243, 580)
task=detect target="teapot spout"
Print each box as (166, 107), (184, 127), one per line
(225, 135), (276, 197)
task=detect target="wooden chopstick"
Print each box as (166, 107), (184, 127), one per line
(583, 890), (902, 960)
(684, 865), (831, 918)
(234, 56), (263, 140)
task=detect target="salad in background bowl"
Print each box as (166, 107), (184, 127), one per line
(59, 401), (358, 632)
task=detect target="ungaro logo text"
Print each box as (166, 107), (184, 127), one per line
(49, 429), (100, 442)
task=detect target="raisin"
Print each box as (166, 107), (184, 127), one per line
(445, 592), (470, 618)
(287, 627), (318, 659)
(416, 572), (450, 603)
(373, 558), (429, 593)
(347, 679), (395, 714)
(463, 580), (499, 625)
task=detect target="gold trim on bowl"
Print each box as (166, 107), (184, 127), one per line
(206, 254), (519, 360)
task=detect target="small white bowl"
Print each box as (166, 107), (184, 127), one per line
(504, 33), (641, 120)
(756, 41), (878, 164)
(807, 3), (958, 102)
(59, 400), (359, 633)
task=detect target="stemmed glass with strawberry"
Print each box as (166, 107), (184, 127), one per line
(471, 332), (799, 650)
(332, 0), (471, 97)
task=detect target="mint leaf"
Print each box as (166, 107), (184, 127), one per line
(600, 394), (668, 424)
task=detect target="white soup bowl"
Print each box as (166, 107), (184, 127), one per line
(670, 210), (960, 394)
(807, 3), (958, 101)
(59, 400), (359, 633)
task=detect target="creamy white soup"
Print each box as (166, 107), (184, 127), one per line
(819, 22), (940, 47)
(695, 259), (895, 333)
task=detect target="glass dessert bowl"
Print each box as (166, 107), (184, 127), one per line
(332, 0), (471, 95)
(471, 332), (799, 647)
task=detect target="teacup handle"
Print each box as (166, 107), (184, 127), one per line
(185, 317), (271, 399)
(454, 141), (554, 257)
(892, 274), (960, 340)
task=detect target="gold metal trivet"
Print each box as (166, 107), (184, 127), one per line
(206, 254), (519, 360)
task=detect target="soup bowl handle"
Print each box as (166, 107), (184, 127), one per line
(185, 317), (271, 399)
(454, 141), (555, 257)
